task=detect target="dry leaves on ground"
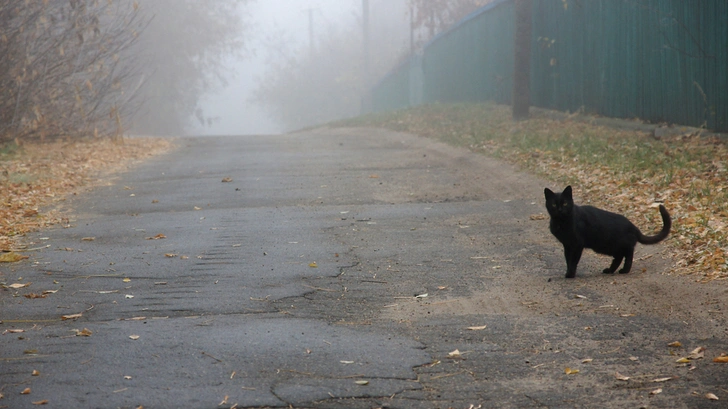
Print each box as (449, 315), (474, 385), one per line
(0, 137), (172, 251)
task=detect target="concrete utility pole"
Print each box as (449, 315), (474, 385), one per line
(362, 0), (370, 89)
(361, 0), (371, 113)
(304, 7), (315, 55)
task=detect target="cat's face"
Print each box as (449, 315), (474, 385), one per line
(544, 186), (574, 218)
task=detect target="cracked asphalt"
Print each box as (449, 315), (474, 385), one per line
(1, 127), (727, 408)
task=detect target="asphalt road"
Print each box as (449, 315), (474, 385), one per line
(1, 128), (726, 409)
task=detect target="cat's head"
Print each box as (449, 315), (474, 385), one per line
(544, 185), (574, 218)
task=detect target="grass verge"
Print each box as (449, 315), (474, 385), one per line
(335, 102), (727, 282)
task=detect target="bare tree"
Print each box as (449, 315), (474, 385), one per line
(0, 0), (146, 141)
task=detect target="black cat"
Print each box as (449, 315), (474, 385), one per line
(544, 186), (671, 278)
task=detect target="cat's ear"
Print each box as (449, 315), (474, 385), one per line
(563, 185), (573, 199)
(544, 188), (555, 200)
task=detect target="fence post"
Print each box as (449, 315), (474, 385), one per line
(512, 0), (532, 120)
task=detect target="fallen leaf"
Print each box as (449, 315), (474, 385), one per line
(415, 293), (428, 298)
(467, 325), (487, 331)
(713, 354), (728, 363)
(615, 372), (630, 381)
(564, 367), (580, 375)
(124, 376), (132, 380)
(650, 388), (662, 395)
(529, 213), (547, 220)
(122, 277), (131, 282)
(74, 328), (92, 337)
(125, 295), (134, 299)
(81, 237), (95, 241)
(61, 313), (82, 320)
(705, 393), (719, 400)
(448, 349), (462, 358)
(24, 349), (38, 354)
(193, 206), (202, 210)
(581, 358), (593, 363)
(368, 174), (379, 179)
(146, 233), (166, 240)
(24, 293), (46, 299)
(354, 380), (369, 385)
(7, 282), (31, 289)
(308, 262), (318, 268)
(129, 335), (140, 340)
(164, 253), (177, 258)
(6, 329), (24, 334)
(574, 294), (587, 299)
(21, 387), (31, 394)
(668, 341), (682, 347)
(652, 377), (673, 383)
(688, 346), (706, 359)
(0, 252), (29, 262)
(629, 356), (639, 361)
(221, 177), (233, 182)
(340, 360), (354, 364)
(42, 290), (58, 294)
(32, 370), (40, 376)
(675, 357), (691, 363)
(23, 209), (38, 217)
(32, 400), (48, 405)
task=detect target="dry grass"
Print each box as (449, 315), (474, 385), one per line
(0, 137), (173, 250)
(336, 102), (728, 282)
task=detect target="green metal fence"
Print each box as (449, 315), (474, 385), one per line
(369, 0), (728, 131)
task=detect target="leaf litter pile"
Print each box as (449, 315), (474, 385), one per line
(0, 137), (172, 251)
(338, 102), (728, 282)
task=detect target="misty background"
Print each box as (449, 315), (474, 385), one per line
(192, 0), (491, 135)
(0, 0), (489, 141)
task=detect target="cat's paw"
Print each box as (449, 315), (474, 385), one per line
(602, 268), (615, 274)
(565, 272), (576, 279)
(618, 268), (630, 274)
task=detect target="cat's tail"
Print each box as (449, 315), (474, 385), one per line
(637, 205), (671, 245)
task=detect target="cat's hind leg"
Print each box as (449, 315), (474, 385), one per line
(602, 256), (624, 274)
(618, 249), (634, 274)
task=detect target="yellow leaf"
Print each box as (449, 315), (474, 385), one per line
(705, 393), (719, 400)
(7, 282), (31, 289)
(61, 313), (82, 320)
(467, 325), (487, 331)
(668, 341), (682, 347)
(354, 380), (369, 385)
(122, 278), (131, 282)
(675, 357), (690, 363)
(713, 354), (728, 363)
(0, 252), (29, 262)
(129, 335), (140, 340)
(75, 328), (92, 337)
(32, 370), (40, 376)
(565, 367), (579, 375)
(308, 262), (318, 268)
(32, 399), (48, 405)
(21, 387), (31, 394)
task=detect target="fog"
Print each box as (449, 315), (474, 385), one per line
(193, 0), (411, 136)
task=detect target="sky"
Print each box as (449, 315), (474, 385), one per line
(193, 0), (365, 136)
